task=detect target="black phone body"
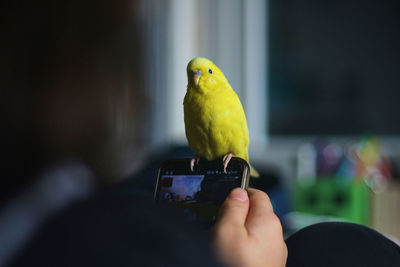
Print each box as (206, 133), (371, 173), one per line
(154, 157), (250, 228)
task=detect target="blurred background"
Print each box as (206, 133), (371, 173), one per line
(137, 0), (400, 241)
(1, 0), (400, 263)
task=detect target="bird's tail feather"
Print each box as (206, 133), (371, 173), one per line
(249, 164), (260, 178)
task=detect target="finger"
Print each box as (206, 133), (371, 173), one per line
(216, 188), (250, 229)
(245, 189), (275, 232)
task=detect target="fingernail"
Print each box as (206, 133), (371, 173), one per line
(229, 188), (248, 202)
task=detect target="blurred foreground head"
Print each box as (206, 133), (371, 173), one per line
(1, 0), (148, 201)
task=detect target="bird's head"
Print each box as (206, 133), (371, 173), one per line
(186, 57), (228, 91)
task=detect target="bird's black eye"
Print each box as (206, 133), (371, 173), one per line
(208, 69), (212, 74)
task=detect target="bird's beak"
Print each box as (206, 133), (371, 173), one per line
(191, 69), (202, 87)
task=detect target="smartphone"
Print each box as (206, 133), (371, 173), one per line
(154, 157), (250, 228)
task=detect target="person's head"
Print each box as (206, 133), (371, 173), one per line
(1, 0), (148, 201)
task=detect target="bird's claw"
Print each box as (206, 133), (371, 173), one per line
(190, 157), (200, 172)
(222, 153), (235, 173)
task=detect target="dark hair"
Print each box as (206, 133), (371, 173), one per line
(0, 0), (147, 202)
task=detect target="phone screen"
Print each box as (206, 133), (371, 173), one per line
(154, 158), (249, 228)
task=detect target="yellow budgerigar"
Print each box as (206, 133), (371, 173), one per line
(184, 57), (258, 176)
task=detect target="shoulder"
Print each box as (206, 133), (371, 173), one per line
(10, 191), (221, 267)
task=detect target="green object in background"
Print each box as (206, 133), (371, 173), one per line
(294, 178), (370, 225)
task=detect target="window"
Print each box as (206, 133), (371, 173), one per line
(269, 0), (400, 136)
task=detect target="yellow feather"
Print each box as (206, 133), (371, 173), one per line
(184, 57), (254, 173)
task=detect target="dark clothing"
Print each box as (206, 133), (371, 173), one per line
(286, 222), (400, 267)
(9, 188), (400, 267)
(9, 193), (221, 267)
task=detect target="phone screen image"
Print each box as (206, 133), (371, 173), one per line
(155, 158), (249, 228)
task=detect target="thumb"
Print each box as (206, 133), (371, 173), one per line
(217, 188), (249, 228)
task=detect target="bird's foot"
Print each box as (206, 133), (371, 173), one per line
(222, 153), (235, 173)
(190, 157), (200, 172)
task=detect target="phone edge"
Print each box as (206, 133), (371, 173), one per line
(153, 165), (162, 201)
(154, 158), (250, 201)
(240, 160), (250, 190)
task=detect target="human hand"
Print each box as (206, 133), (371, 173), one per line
(212, 188), (287, 267)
